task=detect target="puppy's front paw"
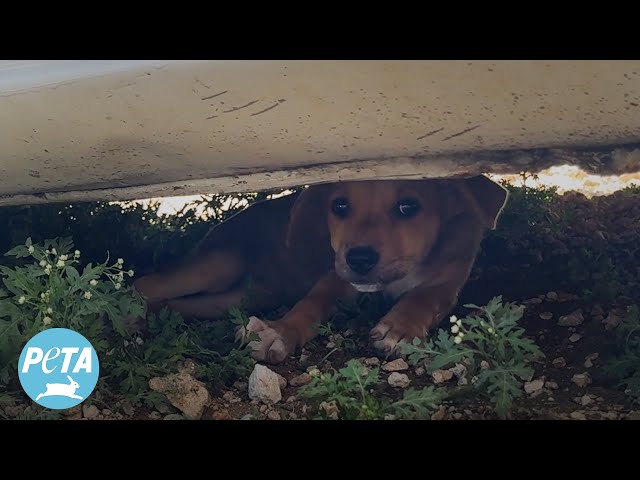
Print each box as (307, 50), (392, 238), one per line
(236, 316), (297, 364)
(370, 314), (428, 355)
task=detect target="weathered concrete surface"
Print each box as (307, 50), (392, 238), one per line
(1, 60), (639, 206)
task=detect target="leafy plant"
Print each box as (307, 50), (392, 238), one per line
(299, 359), (446, 420)
(600, 305), (640, 399)
(402, 296), (543, 418)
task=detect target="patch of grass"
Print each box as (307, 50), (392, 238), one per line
(402, 296), (543, 419)
(600, 305), (640, 399)
(299, 359), (446, 420)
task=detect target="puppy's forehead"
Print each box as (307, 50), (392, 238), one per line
(330, 180), (438, 203)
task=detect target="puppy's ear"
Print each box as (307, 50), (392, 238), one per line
(286, 183), (333, 249)
(447, 175), (509, 230)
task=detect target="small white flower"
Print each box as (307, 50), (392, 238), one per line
(135, 337), (144, 346)
(44, 266), (52, 274)
(60, 254), (68, 261)
(449, 315), (458, 324)
(458, 332), (465, 339)
(74, 250), (81, 258)
(28, 245), (35, 254)
(308, 367), (321, 377)
(43, 316), (53, 326)
(128, 270), (134, 277)
(480, 320), (487, 328)
(39, 260), (47, 267)
(90, 279), (98, 286)
(451, 325), (460, 334)
(18, 296), (26, 304)
(117, 258), (124, 265)
(115, 283), (121, 290)
(51, 248), (57, 255)
(45, 249), (51, 254)
(46, 307), (53, 314)
(124, 340), (130, 347)
(84, 291), (92, 300)
(118, 272), (124, 282)
(487, 327), (494, 334)
(56, 259), (65, 267)
(40, 293), (46, 299)
(456, 319), (462, 327)
(454, 336), (462, 344)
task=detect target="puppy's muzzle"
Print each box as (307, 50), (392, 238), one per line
(345, 246), (379, 275)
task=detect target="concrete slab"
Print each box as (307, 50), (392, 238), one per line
(1, 60), (639, 206)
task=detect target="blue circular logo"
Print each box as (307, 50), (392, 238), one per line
(18, 328), (100, 410)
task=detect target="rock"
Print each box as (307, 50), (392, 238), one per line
(248, 364), (282, 404)
(579, 395), (593, 406)
(163, 414), (184, 420)
(524, 378), (545, 395)
(326, 342), (336, 349)
(149, 372), (211, 420)
(276, 373), (288, 389)
(222, 391), (241, 404)
(240, 414), (253, 420)
(383, 414), (396, 420)
(319, 400), (340, 420)
(627, 411), (640, 421)
(570, 411), (587, 420)
(299, 353), (310, 364)
(603, 311), (621, 330)
(546, 291), (558, 301)
(61, 405), (82, 420)
(388, 372), (411, 388)
(431, 369), (454, 384)
(545, 381), (559, 390)
(259, 405), (268, 413)
(82, 405), (99, 419)
(267, 410), (282, 421)
(431, 407), (447, 421)
(558, 309), (584, 326)
(584, 352), (599, 368)
(232, 381), (248, 391)
(600, 411), (618, 420)
(569, 333), (583, 343)
(121, 401), (135, 417)
(479, 361), (490, 370)
(382, 358), (409, 372)
(286, 395), (297, 403)
(364, 357), (380, 367)
(148, 411), (162, 420)
(415, 367), (425, 376)
(539, 312), (553, 320)
(177, 358), (197, 376)
(290, 373), (313, 387)
(552, 357), (566, 368)
(571, 373), (592, 388)
(452, 413), (463, 420)
(213, 409), (231, 420)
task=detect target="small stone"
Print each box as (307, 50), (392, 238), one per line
(626, 411), (640, 421)
(571, 373), (592, 388)
(232, 381), (248, 391)
(267, 410), (282, 420)
(259, 405), (268, 413)
(326, 342), (336, 349)
(479, 361), (490, 370)
(545, 381), (558, 390)
(452, 413), (463, 420)
(431, 369), (454, 384)
(121, 401), (135, 417)
(431, 407), (447, 421)
(177, 358), (197, 376)
(148, 411), (162, 420)
(414, 367), (426, 377)
(286, 395), (297, 403)
(82, 405), (99, 419)
(383, 414), (396, 420)
(289, 412), (297, 419)
(579, 395), (593, 406)
(289, 373), (313, 387)
(570, 411), (587, 420)
(388, 372), (411, 388)
(558, 309), (584, 327)
(248, 364), (282, 404)
(552, 357), (566, 368)
(241, 414), (253, 420)
(546, 291), (558, 301)
(524, 378), (545, 395)
(603, 311), (621, 330)
(61, 405), (82, 419)
(222, 391), (241, 404)
(163, 414), (184, 420)
(149, 372), (211, 420)
(364, 357), (380, 367)
(276, 374), (288, 389)
(600, 412), (618, 420)
(584, 352), (599, 368)
(525, 297), (543, 304)
(569, 333), (583, 343)
(319, 400), (340, 420)
(382, 358), (409, 372)
(539, 312), (553, 320)
(101, 409), (112, 417)
(299, 353), (310, 364)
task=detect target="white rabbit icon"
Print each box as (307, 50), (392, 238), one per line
(35, 375), (83, 401)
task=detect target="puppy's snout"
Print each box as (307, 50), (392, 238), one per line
(345, 246), (379, 275)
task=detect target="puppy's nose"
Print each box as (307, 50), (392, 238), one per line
(346, 246), (379, 275)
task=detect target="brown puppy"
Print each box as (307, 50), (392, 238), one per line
(133, 176), (508, 364)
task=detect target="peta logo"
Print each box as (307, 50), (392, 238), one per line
(18, 328), (99, 409)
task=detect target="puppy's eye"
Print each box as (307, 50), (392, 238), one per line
(331, 197), (350, 218)
(395, 198), (421, 219)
